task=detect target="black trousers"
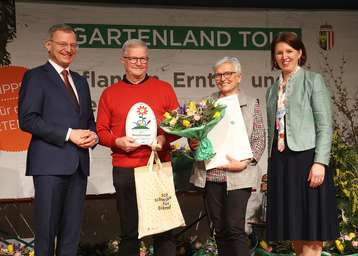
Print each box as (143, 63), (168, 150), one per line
(204, 181), (251, 256)
(33, 169), (87, 256)
(113, 167), (176, 256)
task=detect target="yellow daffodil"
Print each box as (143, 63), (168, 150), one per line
(188, 101), (197, 112)
(348, 232), (356, 239)
(187, 101), (197, 116)
(259, 240), (269, 250)
(7, 244), (14, 253)
(335, 239), (344, 253)
(182, 119), (191, 128)
(163, 112), (172, 120)
(213, 111), (221, 119)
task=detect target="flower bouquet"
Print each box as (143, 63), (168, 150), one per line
(322, 232), (358, 255)
(160, 98), (226, 161)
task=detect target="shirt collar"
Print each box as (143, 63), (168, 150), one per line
(48, 59), (70, 75)
(122, 74), (149, 85)
(279, 66), (301, 84)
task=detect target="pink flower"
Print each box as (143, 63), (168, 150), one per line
(344, 235), (352, 241)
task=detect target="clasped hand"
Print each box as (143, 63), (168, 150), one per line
(69, 129), (98, 148)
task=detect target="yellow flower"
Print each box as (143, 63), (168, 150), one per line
(348, 232), (356, 239)
(259, 240), (269, 250)
(188, 101), (197, 112)
(173, 143), (181, 150)
(182, 119), (191, 128)
(29, 250), (35, 256)
(7, 244), (14, 253)
(163, 112), (172, 120)
(213, 111), (221, 119)
(335, 239), (344, 253)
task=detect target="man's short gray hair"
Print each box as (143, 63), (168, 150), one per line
(47, 24), (75, 40)
(122, 39), (148, 55)
(214, 56), (242, 74)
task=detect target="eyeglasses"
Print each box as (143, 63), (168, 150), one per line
(123, 56), (149, 64)
(50, 40), (78, 50)
(214, 71), (237, 80)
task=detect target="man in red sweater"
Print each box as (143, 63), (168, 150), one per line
(96, 39), (179, 256)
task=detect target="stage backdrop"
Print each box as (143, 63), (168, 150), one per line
(0, 1), (357, 199)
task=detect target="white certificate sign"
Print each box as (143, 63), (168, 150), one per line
(125, 102), (157, 145)
(205, 94), (253, 170)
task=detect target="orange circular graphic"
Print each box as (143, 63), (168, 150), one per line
(0, 66), (31, 152)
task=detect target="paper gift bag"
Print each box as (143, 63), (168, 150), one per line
(134, 151), (186, 238)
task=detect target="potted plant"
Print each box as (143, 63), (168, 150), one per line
(322, 132), (358, 255)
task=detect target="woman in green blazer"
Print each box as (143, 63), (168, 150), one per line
(266, 32), (338, 256)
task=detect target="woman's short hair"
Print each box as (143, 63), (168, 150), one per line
(214, 56), (242, 74)
(122, 39), (148, 55)
(270, 32), (307, 70)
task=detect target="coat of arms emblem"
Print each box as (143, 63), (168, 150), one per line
(319, 24), (334, 50)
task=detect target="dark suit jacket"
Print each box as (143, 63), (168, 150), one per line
(19, 61), (96, 176)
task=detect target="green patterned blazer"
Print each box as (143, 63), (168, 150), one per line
(266, 68), (332, 166)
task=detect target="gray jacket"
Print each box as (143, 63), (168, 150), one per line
(190, 91), (266, 191)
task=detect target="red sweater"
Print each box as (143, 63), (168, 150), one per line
(96, 76), (179, 168)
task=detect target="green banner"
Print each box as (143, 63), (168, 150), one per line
(69, 24), (301, 50)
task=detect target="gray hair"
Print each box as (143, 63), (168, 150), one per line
(122, 39), (148, 55)
(214, 56), (242, 74)
(47, 24), (75, 40)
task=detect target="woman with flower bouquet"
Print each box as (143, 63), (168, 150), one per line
(189, 57), (266, 256)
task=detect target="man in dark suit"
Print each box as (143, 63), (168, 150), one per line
(18, 24), (97, 256)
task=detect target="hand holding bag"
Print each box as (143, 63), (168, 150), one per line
(134, 150), (186, 238)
